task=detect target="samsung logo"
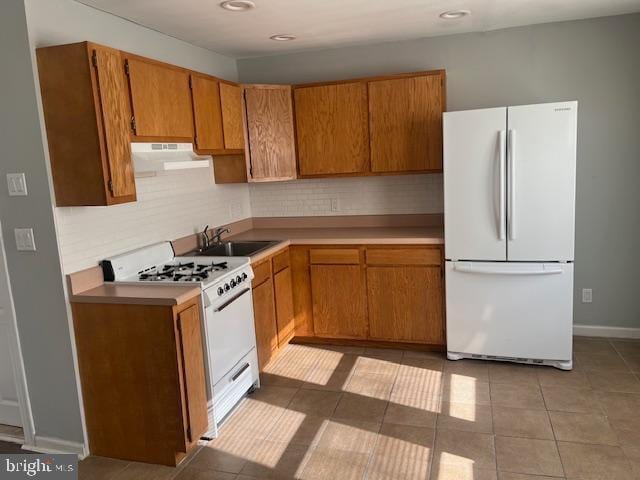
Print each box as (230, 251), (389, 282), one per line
(554, 107), (572, 112)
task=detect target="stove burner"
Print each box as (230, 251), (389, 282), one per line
(137, 260), (229, 283)
(139, 273), (171, 281)
(174, 273), (207, 282)
(175, 262), (195, 272)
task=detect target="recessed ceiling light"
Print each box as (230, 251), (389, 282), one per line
(269, 34), (296, 41)
(439, 9), (471, 19)
(220, 0), (255, 11)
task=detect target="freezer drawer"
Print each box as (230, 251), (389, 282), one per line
(446, 261), (573, 365)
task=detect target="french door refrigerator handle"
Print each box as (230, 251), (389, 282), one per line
(498, 130), (506, 240)
(453, 264), (564, 275)
(508, 129), (516, 240)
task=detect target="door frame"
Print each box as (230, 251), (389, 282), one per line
(0, 225), (35, 445)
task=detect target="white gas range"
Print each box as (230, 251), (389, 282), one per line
(101, 241), (260, 438)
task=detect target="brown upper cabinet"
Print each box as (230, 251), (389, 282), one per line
(125, 55), (194, 140)
(294, 82), (369, 176)
(242, 85), (297, 182)
(37, 42), (136, 206)
(219, 82), (245, 150)
(190, 74), (225, 152)
(37, 40), (446, 199)
(292, 70), (445, 178)
(368, 71), (445, 173)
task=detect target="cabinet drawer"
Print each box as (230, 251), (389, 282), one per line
(252, 260), (271, 287)
(272, 249), (290, 273)
(366, 248), (442, 266)
(310, 248), (360, 265)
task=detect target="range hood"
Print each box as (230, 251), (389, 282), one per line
(131, 143), (211, 176)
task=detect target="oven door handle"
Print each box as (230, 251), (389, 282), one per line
(213, 288), (250, 312)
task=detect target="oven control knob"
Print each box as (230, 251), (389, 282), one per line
(224, 283), (230, 291)
(236, 275), (242, 283)
(242, 272), (248, 280)
(217, 287), (224, 296)
(230, 279), (236, 288)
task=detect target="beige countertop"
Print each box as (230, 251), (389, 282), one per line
(69, 222), (443, 301)
(231, 226), (445, 263)
(70, 283), (201, 306)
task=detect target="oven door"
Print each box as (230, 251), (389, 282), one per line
(204, 286), (257, 385)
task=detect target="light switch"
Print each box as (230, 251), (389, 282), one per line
(7, 173), (28, 196)
(14, 228), (36, 251)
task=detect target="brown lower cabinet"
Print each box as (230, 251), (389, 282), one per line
(310, 264), (368, 339)
(71, 295), (208, 466)
(291, 245), (445, 347)
(251, 247), (295, 369)
(367, 266), (444, 343)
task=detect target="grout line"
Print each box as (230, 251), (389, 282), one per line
(488, 382), (499, 475)
(610, 338), (637, 374)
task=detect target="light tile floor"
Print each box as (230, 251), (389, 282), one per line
(77, 336), (640, 479)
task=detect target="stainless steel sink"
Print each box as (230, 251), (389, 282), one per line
(193, 240), (279, 257)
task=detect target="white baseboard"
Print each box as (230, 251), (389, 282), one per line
(23, 435), (87, 458)
(574, 324), (640, 339)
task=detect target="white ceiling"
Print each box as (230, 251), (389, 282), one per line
(75, 0), (640, 58)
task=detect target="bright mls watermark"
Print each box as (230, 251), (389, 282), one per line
(1, 454), (77, 479)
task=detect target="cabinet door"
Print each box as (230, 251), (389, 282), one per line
(311, 265), (367, 338)
(274, 266), (294, 345)
(367, 266), (444, 344)
(126, 57), (193, 139)
(294, 82), (369, 176)
(220, 82), (244, 149)
(252, 278), (278, 369)
(244, 85), (297, 181)
(175, 304), (208, 443)
(368, 73), (444, 173)
(93, 46), (136, 200)
(191, 75), (224, 151)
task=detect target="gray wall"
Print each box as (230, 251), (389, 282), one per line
(0, 0), (83, 442)
(238, 14), (640, 329)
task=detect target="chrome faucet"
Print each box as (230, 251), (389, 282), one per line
(211, 226), (230, 245)
(200, 225), (211, 250)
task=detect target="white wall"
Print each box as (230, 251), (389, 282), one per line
(250, 174), (442, 217)
(57, 168), (250, 273)
(25, 0), (252, 273)
(238, 14), (640, 330)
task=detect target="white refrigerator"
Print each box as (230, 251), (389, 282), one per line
(444, 101), (577, 370)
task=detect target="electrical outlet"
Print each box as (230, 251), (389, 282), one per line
(7, 173), (27, 196)
(330, 198), (339, 212)
(14, 228), (36, 251)
(582, 288), (593, 303)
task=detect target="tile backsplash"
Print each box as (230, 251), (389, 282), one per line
(55, 171), (443, 273)
(249, 174), (443, 217)
(54, 166), (250, 274)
